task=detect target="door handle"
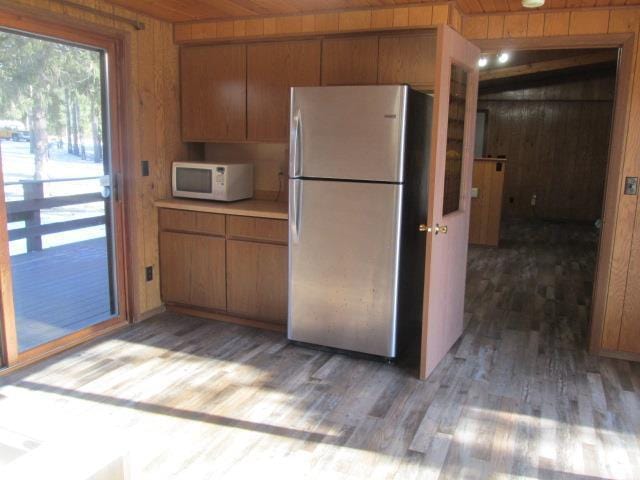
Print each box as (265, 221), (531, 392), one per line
(290, 109), (302, 178)
(291, 180), (302, 242)
(419, 223), (448, 234)
(100, 174), (112, 200)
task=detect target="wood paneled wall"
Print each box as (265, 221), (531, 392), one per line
(459, 6), (640, 355)
(173, 3), (452, 43)
(6, 0), (186, 320)
(479, 73), (615, 222)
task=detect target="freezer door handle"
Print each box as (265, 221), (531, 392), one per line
(290, 109), (302, 178)
(291, 180), (303, 243)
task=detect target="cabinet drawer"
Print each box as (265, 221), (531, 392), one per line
(159, 208), (225, 236)
(227, 216), (288, 244)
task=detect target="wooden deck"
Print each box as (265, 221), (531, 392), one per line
(11, 237), (112, 352)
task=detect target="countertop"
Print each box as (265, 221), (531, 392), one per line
(155, 198), (288, 220)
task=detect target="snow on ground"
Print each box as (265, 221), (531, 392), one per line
(0, 139), (108, 256)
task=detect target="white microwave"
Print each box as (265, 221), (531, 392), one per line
(172, 162), (253, 202)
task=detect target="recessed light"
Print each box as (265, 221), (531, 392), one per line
(497, 52), (510, 64)
(522, 0), (545, 7)
(478, 57), (488, 68)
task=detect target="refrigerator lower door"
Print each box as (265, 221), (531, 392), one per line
(289, 179), (403, 357)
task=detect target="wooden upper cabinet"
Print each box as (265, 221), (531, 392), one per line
(321, 36), (379, 86)
(247, 40), (321, 142)
(181, 44), (246, 142)
(378, 33), (437, 89)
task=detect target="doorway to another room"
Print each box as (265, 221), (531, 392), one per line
(464, 48), (618, 356)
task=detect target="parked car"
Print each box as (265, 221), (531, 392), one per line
(11, 131), (30, 142)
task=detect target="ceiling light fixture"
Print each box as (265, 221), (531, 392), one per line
(522, 0), (545, 8)
(478, 57), (488, 68)
(497, 52), (510, 64)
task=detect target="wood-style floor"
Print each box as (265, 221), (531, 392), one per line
(1, 221), (639, 479)
(11, 238), (112, 351)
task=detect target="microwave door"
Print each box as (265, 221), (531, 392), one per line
(173, 165), (213, 200)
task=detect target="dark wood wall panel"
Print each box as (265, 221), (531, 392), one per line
(479, 73), (616, 222)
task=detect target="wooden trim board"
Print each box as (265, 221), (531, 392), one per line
(173, 3), (453, 44)
(0, 146), (17, 366)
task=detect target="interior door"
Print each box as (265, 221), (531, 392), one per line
(419, 26), (479, 379)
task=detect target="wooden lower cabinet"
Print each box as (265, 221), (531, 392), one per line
(226, 240), (288, 325)
(160, 231), (226, 311)
(159, 208), (288, 330)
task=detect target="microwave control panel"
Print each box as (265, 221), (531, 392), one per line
(214, 167), (226, 188)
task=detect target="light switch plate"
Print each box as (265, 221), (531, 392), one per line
(471, 187), (479, 199)
(624, 177), (638, 196)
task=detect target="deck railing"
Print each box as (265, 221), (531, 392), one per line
(5, 176), (106, 252)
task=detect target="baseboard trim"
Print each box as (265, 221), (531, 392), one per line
(598, 349), (640, 363)
(134, 305), (167, 323)
(167, 305), (286, 333)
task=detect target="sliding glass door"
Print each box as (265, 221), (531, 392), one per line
(0, 28), (124, 362)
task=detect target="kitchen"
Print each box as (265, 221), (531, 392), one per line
(0, 1), (639, 479)
(157, 29), (458, 375)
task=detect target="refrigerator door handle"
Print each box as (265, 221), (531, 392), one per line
(290, 109), (302, 178)
(291, 180), (302, 243)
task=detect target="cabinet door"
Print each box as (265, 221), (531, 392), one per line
(160, 232), (226, 311)
(378, 34), (437, 89)
(247, 40), (321, 142)
(181, 44), (246, 142)
(227, 240), (288, 325)
(322, 36), (379, 86)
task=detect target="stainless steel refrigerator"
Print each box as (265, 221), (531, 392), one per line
(288, 85), (432, 359)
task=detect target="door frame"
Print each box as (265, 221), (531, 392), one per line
(472, 32), (635, 357)
(0, 5), (135, 370)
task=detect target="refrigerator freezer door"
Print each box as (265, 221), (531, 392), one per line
(290, 85), (408, 182)
(288, 179), (403, 357)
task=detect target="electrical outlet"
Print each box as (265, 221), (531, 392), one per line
(531, 194), (537, 206)
(145, 266), (153, 282)
(625, 177), (638, 196)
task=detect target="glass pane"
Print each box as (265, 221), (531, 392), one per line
(443, 64), (468, 215)
(0, 30), (117, 352)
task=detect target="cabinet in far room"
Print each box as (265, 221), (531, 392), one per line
(469, 158), (506, 247)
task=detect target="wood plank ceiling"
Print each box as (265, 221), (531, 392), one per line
(103, 0), (640, 23)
